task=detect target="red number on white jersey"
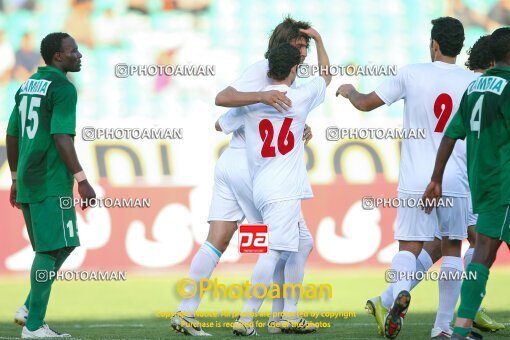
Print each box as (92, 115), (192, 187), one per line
(258, 117), (295, 158)
(433, 93), (453, 133)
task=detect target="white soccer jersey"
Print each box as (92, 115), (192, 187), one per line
(227, 60), (270, 148)
(219, 77), (326, 209)
(227, 59), (299, 148)
(375, 61), (479, 197)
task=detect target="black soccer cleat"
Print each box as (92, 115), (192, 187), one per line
(384, 290), (411, 339)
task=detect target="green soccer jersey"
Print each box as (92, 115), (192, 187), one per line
(6, 66), (77, 203)
(445, 68), (510, 213)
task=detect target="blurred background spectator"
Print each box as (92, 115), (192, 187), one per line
(0, 0), (505, 123)
(488, 0), (510, 26)
(0, 30), (14, 84)
(12, 32), (40, 82)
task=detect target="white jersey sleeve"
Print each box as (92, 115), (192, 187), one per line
(230, 60), (270, 92)
(218, 107), (247, 134)
(298, 77), (327, 113)
(375, 66), (407, 105)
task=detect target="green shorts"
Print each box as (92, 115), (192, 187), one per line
(21, 196), (80, 252)
(476, 205), (510, 244)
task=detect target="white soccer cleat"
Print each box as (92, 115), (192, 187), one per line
(21, 324), (71, 338)
(170, 311), (212, 336)
(431, 326), (453, 339)
(267, 319), (282, 334)
(280, 317), (318, 334)
(14, 305), (28, 326)
(232, 318), (257, 336)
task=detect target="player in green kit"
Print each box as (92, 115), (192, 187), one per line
(423, 27), (510, 340)
(6, 32), (96, 338)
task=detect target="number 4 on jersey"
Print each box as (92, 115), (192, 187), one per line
(259, 117), (295, 158)
(470, 95), (484, 137)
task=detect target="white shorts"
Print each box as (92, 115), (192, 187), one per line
(467, 196), (478, 227)
(298, 214), (313, 240)
(434, 196), (468, 240)
(261, 200), (301, 252)
(207, 147), (262, 224)
(395, 193), (467, 241)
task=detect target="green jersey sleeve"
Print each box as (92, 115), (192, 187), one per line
(50, 83), (77, 135)
(445, 95), (467, 140)
(500, 85), (510, 120)
(6, 104), (19, 137)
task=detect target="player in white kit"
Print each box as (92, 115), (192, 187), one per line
(336, 17), (478, 338)
(399, 34), (503, 337)
(171, 17), (317, 336)
(216, 35), (331, 336)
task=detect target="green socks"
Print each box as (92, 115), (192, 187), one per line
(457, 263), (489, 319)
(26, 252), (57, 331)
(453, 262), (490, 337)
(452, 326), (471, 337)
(23, 248), (73, 311)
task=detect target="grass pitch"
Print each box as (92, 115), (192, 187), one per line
(1, 268), (509, 339)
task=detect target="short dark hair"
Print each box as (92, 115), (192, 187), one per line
(267, 43), (301, 81)
(264, 15), (311, 59)
(431, 17), (464, 57)
(40, 32), (70, 65)
(465, 35), (493, 71)
(489, 27), (510, 63)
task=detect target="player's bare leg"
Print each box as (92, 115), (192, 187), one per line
(206, 221), (238, 253)
(452, 234), (503, 339)
(172, 221), (237, 336)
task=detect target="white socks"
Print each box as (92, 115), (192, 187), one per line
(434, 256), (463, 332)
(380, 250), (416, 309)
(270, 252), (290, 320)
(282, 237), (313, 319)
(410, 249), (434, 290)
(240, 249), (284, 322)
(178, 241), (221, 316)
(381, 249), (432, 308)
(464, 247), (474, 268)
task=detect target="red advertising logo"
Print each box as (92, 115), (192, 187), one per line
(239, 224), (268, 253)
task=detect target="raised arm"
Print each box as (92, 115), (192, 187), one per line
(300, 28), (332, 86)
(215, 86), (291, 113)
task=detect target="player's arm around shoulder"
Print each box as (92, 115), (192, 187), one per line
(215, 60), (291, 113)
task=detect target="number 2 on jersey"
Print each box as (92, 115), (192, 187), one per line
(433, 93), (453, 133)
(259, 117), (295, 158)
